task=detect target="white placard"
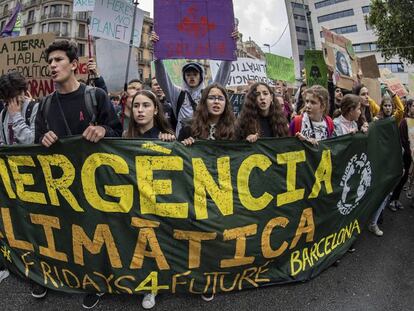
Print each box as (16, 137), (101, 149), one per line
(73, 0), (95, 12)
(96, 39), (139, 92)
(90, 0), (144, 47)
(210, 58), (274, 87)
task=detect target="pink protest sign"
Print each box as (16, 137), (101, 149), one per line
(154, 0), (236, 60)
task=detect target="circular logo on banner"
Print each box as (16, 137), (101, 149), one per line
(337, 154), (372, 215)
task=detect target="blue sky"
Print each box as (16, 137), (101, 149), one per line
(138, 0), (293, 58)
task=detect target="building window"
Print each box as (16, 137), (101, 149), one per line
(0, 20), (5, 32)
(61, 22), (68, 36)
(295, 26), (309, 33)
(48, 22), (60, 33)
(41, 23), (47, 33)
(43, 6), (48, 16)
(318, 9), (354, 23)
(378, 63), (405, 73)
(294, 14), (305, 21)
(315, 0), (347, 9)
(26, 27), (32, 35)
(78, 43), (85, 57)
(319, 25), (357, 37)
(362, 6), (371, 14)
(50, 4), (62, 17)
(299, 55), (304, 61)
(291, 2), (309, 10)
(3, 4), (8, 16)
(352, 42), (378, 53)
(28, 10), (35, 22)
(78, 24), (86, 38)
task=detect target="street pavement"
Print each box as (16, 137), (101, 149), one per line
(1, 197), (413, 311)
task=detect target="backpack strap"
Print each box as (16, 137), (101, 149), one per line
(24, 100), (36, 126)
(84, 85), (98, 124)
(175, 90), (186, 118)
(40, 91), (55, 131)
(324, 115), (334, 137)
(293, 115), (302, 135)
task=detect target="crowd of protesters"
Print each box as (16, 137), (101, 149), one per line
(0, 32), (412, 309)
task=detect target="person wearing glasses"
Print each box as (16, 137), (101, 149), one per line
(236, 82), (289, 142)
(179, 83), (236, 148)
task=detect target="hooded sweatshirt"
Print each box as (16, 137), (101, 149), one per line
(155, 59), (232, 136)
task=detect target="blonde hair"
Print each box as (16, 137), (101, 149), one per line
(303, 85), (329, 115)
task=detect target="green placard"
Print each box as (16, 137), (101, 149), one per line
(0, 119), (402, 295)
(265, 53), (295, 83)
(305, 50), (328, 88)
(151, 59), (187, 86)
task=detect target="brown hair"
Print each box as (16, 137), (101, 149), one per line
(236, 82), (289, 139)
(303, 85), (329, 115)
(124, 90), (173, 138)
(190, 83), (236, 140)
(377, 94), (394, 119)
(340, 94), (361, 116)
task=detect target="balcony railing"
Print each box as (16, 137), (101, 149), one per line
(23, 17), (37, 26)
(41, 12), (72, 20)
(75, 12), (89, 22)
(22, 0), (41, 10)
(75, 32), (87, 39)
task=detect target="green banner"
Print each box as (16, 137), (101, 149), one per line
(305, 50), (328, 88)
(265, 53), (295, 83)
(0, 119), (402, 295)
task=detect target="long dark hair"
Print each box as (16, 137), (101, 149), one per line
(124, 90), (173, 138)
(237, 82), (289, 139)
(190, 83), (235, 139)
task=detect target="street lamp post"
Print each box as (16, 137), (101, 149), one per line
(124, 0), (139, 92)
(302, 0), (313, 50)
(264, 44), (271, 53)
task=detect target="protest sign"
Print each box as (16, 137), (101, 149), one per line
(0, 33), (55, 98)
(229, 93), (245, 115)
(408, 73), (414, 95)
(0, 119), (402, 294)
(361, 78), (381, 106)
(154, 0), (236, 60)
(76, 56), (94, 82)
(304, 50), (328, 88)
(90, 0), (144, 47)
(380, 68), (408, 97)
(96, 38), (139, 92)
(322, 27), (357, 90)
(265, 53), (295, 84)
(358, 55), (380, 79)
(210, 58), (273, 87)
(73, 0), (95, 12)
(151, 59), (187, 86)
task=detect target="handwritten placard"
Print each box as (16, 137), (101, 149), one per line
(154, 0), (236, 60)
(90, 0), (144, 47)
(73, 0), (95, 12)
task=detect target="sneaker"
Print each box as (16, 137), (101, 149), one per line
(348, 245), (356, 253)
(406, 190), (412, 199)
(368, 224), (384, 237)
(389, 201), (397, 212)
(395, 200), (404, 210)
(142, 293), (156, 309)
(31, 284), (47, 298)
(82, 293), (104, 309)
(201, 293), (215, 302)
(0, 269), (9, 283)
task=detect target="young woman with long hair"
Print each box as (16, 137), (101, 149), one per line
(179, 83), (236, 145)
(333, 94), (362, 136)
(123, 90), (175, 142)
(236, 82), (289, 143)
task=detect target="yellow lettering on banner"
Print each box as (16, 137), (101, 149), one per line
(62, 269), (80, 289)
(37, 155), (82, 212)
(219, 272), (240, 292)
(136, 156), (188, 218)
(238, 267), (258, 290)
(0, 158), (16, 199)
(82, 274), (101, 292)
(115, 275), (135, 294)
(135, 271), (169, 294)
(40, 261), (59, 288)
(193, 157), (233, 219)
(262, 217), (289, 258)
(237, 154), (273, 211)
(72, 224), (122, 268)
(93, 272), (114, 293)
(255, 261), (271, 283)
(21, 252), (34, 277)
(82, 153), (133, 213)
(290, 251), (302, 276)
(309, 150), (333, 198)
(30, 214), (68, 262)
(290, 208), (315, 249)
(1, 208), (33, 251)
(171, 270), (191, 294)
(130, 217), (169, 270)
(173, 230), (217, 269)
(8, 156), (47, 204)
(220, 224), (257, 268)
(276, 151), (306, 206)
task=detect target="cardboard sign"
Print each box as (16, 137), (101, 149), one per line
(96, 38), (139, 92)
(90, 0), (144, 47)
(358, 55), (380, 79)
(154, 0), (236, 60)
(0, 33), (56, 98)
(265, 53), (295, 83)
(73, 0), (95, 12)
(380, 68), (408, 97)
(322, 27), (357, 90)
(210, 58), (274, 87)
(361, 78), (381, 106)
(304, 50), (327, 88)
